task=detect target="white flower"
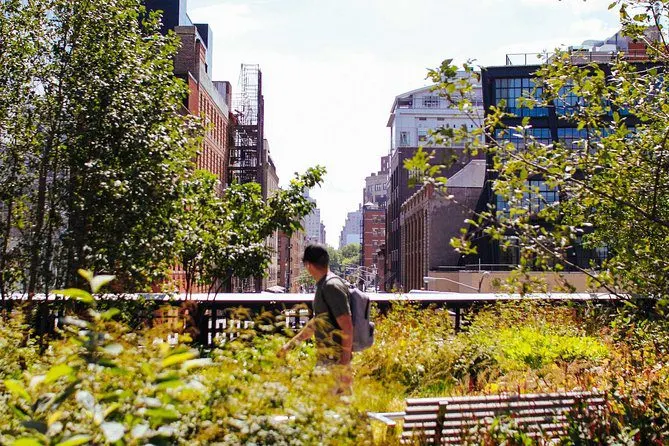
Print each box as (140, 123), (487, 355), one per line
(101, 422), (125, 442)
(131, 423), (150, 438)
(76, 390), (95, 411)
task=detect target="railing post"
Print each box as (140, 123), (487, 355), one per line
(454, 306), (461, 332)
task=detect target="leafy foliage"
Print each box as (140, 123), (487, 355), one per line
(177, 167), (325, 294)
(0, 0), (326, 299)
(3, 279), (669, 444)
(0, 273), (372, 445)
(0, 0), (201, 294)
(406, 0), (669, 301)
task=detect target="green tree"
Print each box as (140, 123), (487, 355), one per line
(407, 0), (669, 300)
(178, 167), (326, 295)
(341, 243), (361, 266)
(327, 246), (343, 276)
(0, 0), (202, 295)
(297, 269), (316, 290)
(0, 0), (48, 303)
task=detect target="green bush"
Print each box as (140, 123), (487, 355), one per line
(0, 274), (372, 446)
(354, 301), (455, 395)
(4, 280), (669, 445)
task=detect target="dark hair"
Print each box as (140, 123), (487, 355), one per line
(302, 244), (329, 268)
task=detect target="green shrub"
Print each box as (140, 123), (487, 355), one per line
(0, 273), (372, 445)
(0, 313), (39, 380)
(354, 301), (455, 394)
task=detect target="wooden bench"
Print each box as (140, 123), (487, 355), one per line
(368, 391), (606, 444)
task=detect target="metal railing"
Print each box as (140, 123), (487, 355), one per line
(505, 50), (649, 66)
(9, 291), (627, 345)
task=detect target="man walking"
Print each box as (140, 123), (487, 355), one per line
(278, 244), (353, 391)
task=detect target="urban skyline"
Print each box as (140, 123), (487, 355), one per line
(187, 0), (620, 246)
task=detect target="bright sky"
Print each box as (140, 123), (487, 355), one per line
(187, 0), (620, 247)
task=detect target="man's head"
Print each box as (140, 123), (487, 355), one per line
(302, 244), (329, 280)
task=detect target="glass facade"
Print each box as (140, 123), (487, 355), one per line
(495, 78), (548, 117)
(528, 180), (558, 212)
(495, 180), (558, 214)
(494, 128), (551, 148)
(556, 128), (589, 149)
(555, 85), (582, 115)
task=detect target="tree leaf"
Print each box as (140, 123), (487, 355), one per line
(100, 308), (121, 320)
(145, 408), (179, 421)
(52, 289), (94, 304)
(5, 380), (31, 403)
(12, 439), (43, 446)
(45, 364), (74, 384)
(77, 269), (94, 283)
(90, 274), (116, 293)
(55, 435), (92, 446)
(161, 351), (197, 368)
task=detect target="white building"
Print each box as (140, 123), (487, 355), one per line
(303, 190), (326, 245)
(339, 207), (362, 249)
(385, 72), (484, 289)
(387, 74), (483, 152)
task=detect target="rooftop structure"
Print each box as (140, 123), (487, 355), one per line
(229, 64), (266, 194)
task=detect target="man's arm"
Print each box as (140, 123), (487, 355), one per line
(336, 313), (353, 365)
(277, 318), (316, 358)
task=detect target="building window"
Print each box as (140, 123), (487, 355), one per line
(422, 96), (440, 108)
(418, 129), (428, 143)
(557, 128), (589, 149)
(528, 180), (558, 212)
(494, 127), (551, 148)
(496, 180), (558, 214)
(555, 84), (582, 115)
(495, 78), (548, 117)
(399, 131), (410, 146)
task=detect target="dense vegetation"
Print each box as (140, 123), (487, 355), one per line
(1, 275), (668, 444)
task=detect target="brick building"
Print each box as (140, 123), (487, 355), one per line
(361, 203), (385, 289)
(264, 140), (280, 290)
(146, 0), (233, 292)
(277, 230), (307, 293)
(400, 160), (485, 291)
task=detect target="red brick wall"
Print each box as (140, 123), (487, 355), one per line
(362, 208), (385, 276)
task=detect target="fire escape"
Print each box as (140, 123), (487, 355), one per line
(229, 64), (265, 196)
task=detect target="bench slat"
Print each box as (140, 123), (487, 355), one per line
(396, 391), (605, 444)
(406, 391), (602, 407)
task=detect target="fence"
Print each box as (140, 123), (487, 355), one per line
(7, 291), (626, 346)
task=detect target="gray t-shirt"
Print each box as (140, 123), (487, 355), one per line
(312, 272), (351, 362)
